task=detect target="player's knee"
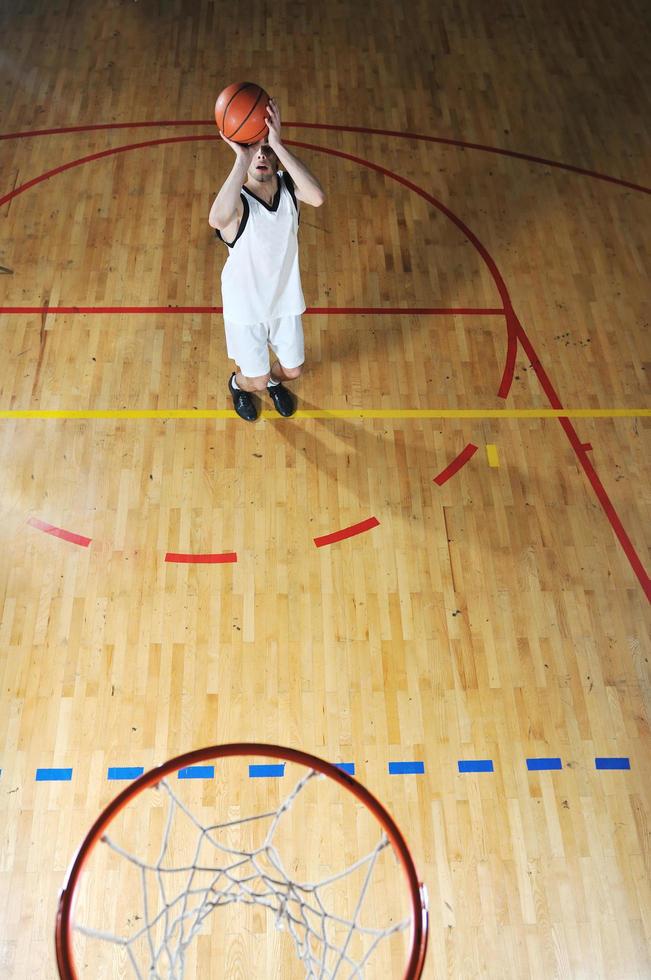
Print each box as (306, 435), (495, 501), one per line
(283, 364), (303, 380)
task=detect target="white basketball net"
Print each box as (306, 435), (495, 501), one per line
(75, 770), (411, 978)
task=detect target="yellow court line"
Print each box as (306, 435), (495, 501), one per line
(0, 408), (648, 420)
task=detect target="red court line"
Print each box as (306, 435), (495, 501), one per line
(0, 130), (589, 363)
(564, 419), (649, 601)
(27, 517), (91, 548)
(498, 307), (520, 398)
(308, 307), (503, 315)
(314, 516), (380, 547)
(290, 124), (651, 196)
(0, 135), (216, 210)
(0, 305), (504, 316)
(433, 444), (479, 485)
(513, 326), (651, 602)
(0, 307), (223, 314)
(0, 120), (210, 139)
(291, 140), (647, 599)
(289, 140), (522, 358)
(3, 133), (648, 598)
(2, 119), (648, 195)
(165, 552), (237, 564)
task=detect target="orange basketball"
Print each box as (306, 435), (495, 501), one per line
(215, 82), (269, 144)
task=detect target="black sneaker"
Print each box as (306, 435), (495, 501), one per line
(228, 373), (257, 422)
(267, 382), (295, 417)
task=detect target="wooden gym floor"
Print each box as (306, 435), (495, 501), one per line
(1, 0), (650, 976)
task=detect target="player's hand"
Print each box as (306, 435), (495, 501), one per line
(219, 131), (257, 165)
(266, 98), (282, 149)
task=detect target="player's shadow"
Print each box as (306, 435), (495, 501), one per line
(304, 314), (452, 409)
(308, 315), (384, 367)
(267, 392), (420, 531)
(306, 314), (423, 377)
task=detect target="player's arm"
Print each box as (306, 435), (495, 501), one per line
(208, 136), (255, 240)
(266, 99), (325, 207)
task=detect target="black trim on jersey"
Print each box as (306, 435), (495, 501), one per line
(283, 172), (298, 212)
(242, 175), (283, 212)
(215, 194), (250, 248)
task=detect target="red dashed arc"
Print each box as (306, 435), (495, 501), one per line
(433, 444), (479, 486)
(314, 517), (380, 548)
(27, 517), (91, 548)
(165, 552), (237, 564)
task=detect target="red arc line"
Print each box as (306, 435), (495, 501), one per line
(165, 552), (237, 564)
(433, 444), (479, 485)
(314, 517), (380, 547)
(287, 138), (647, 600)
(0, 134), (215, 209)
(1, 118), (648, 195)
(3, 132), (648, 598)
(27, 517), (91, 548)
(498, 307), (520, 399)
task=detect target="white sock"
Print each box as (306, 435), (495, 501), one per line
(267, 378), (280, 387)
(231, 374), (241, 390)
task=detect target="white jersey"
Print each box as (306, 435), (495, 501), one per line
(218, 172), (306, 325)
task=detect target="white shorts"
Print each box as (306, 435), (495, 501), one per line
(223, 314), (305, 378)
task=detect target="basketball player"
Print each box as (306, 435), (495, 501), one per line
(209, 98), (325, 421)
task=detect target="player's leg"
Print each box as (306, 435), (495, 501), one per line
(267, 315), (305, 417)
(233, 371), (272, 391)
(224, 319), (271, 421)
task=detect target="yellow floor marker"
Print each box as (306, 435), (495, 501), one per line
(486, 444), (500, 467)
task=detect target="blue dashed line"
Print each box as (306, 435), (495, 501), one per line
(20, 755), (635, 785)
(249, 764), (285, 778)
(107, 766), (145, 780)
(335, 763), (356, 775)
(35, 768), (72, 781)
(388, 761), (425, 775)
(458, 760), (494, 773)
(177, 765), (215, 779)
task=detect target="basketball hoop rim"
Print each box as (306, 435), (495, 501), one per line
(55, 741), (429, 979)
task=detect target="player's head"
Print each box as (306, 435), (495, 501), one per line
(248, 141), (278, 182)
